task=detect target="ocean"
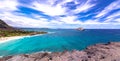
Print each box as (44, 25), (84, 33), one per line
(0, 29), (120, 56)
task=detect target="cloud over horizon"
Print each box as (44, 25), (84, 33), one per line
(0, 0), (120, 29)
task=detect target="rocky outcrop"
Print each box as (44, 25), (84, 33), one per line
(76, 27), (84, 31)
(1, 42), (120, 61)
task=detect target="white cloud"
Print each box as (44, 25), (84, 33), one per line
(0, 12), (50, 28)
(59, 16), (82, 24)
(80, 24), (120, 29)
(50, 20), (64, 25)
(0, 0), (18, 11)
(107, 11), (120, 19)
(0, 0), (120, 29)
(114, 18), (120, 22)
(22, 0), (95, 16)
(31, 1), (66, 16)
(104, 11), (120, 23)
(73, 0), (96, 14)
(95, 0), (120, 18)
(1, 11), (120, 29)
(83, 20), (101, 24)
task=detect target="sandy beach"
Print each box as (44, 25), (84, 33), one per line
(0, 36), (24, 43)
(0, 33), (45, 44)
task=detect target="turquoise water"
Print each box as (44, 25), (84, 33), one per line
(0, 29), (120, 56)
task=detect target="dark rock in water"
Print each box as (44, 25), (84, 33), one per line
(1, 42), (120, 61)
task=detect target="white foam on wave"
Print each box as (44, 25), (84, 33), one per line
(0, 56), (3, 58)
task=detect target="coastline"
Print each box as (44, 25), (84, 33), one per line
(1, 42), (120, 61)
(0, 36), (25, 43)
(0, 33), (47, 44)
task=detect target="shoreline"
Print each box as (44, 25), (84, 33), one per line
(0, 36), (25, 43)
(0, 33), (47, 44)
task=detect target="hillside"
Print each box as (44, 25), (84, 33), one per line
(0, 19), (13, 29)
(0, 19), (47, 37)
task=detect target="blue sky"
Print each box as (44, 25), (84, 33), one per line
(0, 0), (120, 29)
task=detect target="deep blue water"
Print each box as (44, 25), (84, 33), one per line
(0, 29), (120, 56)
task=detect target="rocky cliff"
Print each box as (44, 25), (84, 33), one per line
(0, 42), (120, 61)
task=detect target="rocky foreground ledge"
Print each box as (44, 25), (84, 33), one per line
(1, 42), (120, 61)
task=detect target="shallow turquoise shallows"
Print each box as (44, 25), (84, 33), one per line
(0, 29), (120, 56)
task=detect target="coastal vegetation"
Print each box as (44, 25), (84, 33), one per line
(0, 30), (47, 37)
(0, 19), (47, 37)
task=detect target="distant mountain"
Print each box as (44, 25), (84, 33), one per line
(0, 19), (14, 30)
